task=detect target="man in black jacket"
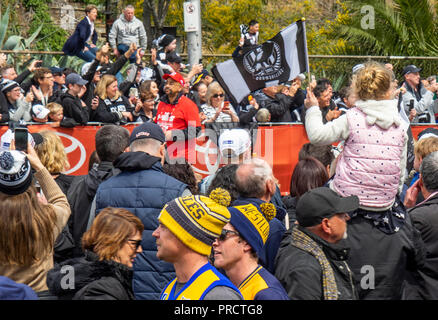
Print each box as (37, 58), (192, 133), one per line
(60, 73), (90, 125)
(67, 125), (130, 257)
(275, 187), (359, 300)
(404, 151), (438, 299)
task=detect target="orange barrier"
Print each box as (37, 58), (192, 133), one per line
(1, 123), (436, 195)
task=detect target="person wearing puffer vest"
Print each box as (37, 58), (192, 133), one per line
(304, 62), (425, 300)
(94, 122), (190, 300)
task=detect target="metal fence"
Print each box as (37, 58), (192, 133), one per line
(2, 50), (437, 89)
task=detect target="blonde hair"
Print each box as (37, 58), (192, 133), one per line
(46, 102), (63, 117)
(82, 207), (144, 261)
(35, 130), (70, 174)
(414, 137), (438, 160)
(95, 74), (120, 100)
(352, 62), (393, 101)
(0, 185), (57, 265)
(206, 81), (225, 105)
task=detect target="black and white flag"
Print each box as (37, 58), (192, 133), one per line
(212, 20), (309, 104)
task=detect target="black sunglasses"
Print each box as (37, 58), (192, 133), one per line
(218, 229), (240, 242)
(128, 239), (142, 250)
(212, 93), (224, 98)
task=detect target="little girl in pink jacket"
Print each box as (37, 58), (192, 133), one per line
(304, 62), (408, 212)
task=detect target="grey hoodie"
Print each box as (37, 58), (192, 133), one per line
(108, 13), (147, 50)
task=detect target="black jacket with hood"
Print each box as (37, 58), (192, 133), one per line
(47, 251), (135, 300)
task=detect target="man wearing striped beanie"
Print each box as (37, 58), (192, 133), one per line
(153, 189), (242, 300)
(212, 202), (289, 300)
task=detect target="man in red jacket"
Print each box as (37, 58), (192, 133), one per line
(155, 72), (201, 162)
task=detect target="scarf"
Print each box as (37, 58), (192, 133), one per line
(291, 227), (338, 300)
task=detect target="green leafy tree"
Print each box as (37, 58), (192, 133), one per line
(327, 0), (438, 76)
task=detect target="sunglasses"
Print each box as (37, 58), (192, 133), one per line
(128, 239), (142, 250)
(218, 229), (240, 242)
(212, 93), (224, 98)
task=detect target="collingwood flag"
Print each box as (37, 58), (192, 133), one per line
(212, 20), (309, 104)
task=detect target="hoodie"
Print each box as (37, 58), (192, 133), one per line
(108, 14), (147, 50)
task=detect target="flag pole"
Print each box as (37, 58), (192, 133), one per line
(301, 17), (312, 87)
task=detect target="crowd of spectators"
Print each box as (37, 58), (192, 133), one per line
(1, 7), (438, 302)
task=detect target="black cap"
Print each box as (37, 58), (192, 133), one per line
(65, 73), (88, 86)
(402, 65), (421, 76)
(166, 51), (182, 64)
(129, 122), (165, 145)
(296, 187), (360, 227)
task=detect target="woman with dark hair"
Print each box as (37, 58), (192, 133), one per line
(163, 159), (198, 195)
(207, 164), (240, 203)
(47, 207), (144, 300)
(283, 157), (329, 227)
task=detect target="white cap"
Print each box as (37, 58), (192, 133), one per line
(32, 104), (50, 120)
(0, 129), (36, 151)
(218, 129), (251, 158)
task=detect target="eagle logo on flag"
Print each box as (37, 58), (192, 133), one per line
(243, 41), (283, 81)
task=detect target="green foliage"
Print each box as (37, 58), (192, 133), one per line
(22, 0), (68, 51)
(327, 0), (438, 77)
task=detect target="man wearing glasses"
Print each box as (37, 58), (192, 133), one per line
(155, 72), (201, 160)
(153, 190), (242, 300)
(212, 203), (289, 300)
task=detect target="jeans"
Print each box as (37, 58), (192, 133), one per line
(117, 43), (137, 63)
(77, 43), (97, 62)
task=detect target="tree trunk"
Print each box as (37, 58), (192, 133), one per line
(142, 0), (153, 49)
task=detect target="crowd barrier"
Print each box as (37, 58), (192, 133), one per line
(0, 123), (435, 195)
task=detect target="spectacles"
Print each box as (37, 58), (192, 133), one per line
(212, 93), (224, 98)
(217, 229), (240, 242)
(44, 75), (54, 79)
(128, 239), (142, 250)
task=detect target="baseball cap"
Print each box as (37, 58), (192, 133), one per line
(65, 73), (88, 86)
(218, 129), (251, 159)
(50, 66), (65, 75)
(31, 104), (50, 120)
(166, 51), (182, 64)
(402, 65), (422, 76)
(0, 129), (43, 151)
(162, 72), (185, 86)
(129, 122), (165, 145)
(296, 187), (360, 227)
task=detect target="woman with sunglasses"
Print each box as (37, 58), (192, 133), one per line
(201, 82), (239, 124)
(47, 207), (144, 300)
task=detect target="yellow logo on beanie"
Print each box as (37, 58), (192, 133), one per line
(233, 204), (270, 243)
(158, 189), (232, 256)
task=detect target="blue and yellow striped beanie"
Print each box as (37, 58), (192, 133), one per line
(158, 188), (231, 256)
(228, 202), (276, 257)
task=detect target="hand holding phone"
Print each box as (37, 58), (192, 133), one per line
(14, 128), (28, 152)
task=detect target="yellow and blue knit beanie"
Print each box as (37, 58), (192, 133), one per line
(228, 202), (276, 257)
(158, 188), (231, 256)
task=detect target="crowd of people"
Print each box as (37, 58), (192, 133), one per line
(1, 4), (438, 301)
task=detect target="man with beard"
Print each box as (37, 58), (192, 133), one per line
(155, 72), (201, 161)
